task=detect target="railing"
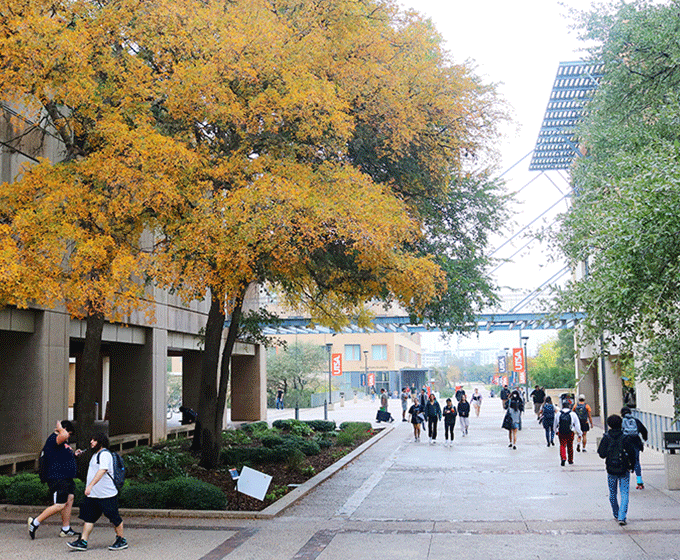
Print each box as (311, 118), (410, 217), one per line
(631, 409), (680, 453)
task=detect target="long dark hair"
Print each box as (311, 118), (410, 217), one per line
(92, 433), (109, 452)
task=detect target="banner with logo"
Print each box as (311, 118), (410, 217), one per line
(497, 355), (507, 374)
(331, 353), (343, 376)
(512, 348), (526, 383)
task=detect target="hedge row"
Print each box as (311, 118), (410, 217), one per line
(0, 473), (225, 511)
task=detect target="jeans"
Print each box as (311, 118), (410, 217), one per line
(444, 424), (454, 441)
(544, 424), (554, 445)
(607, 473), (630, 521)
(633, 448), (642, 477)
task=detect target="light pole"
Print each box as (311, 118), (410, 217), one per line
(363, 350), (369, 396)
(326, 343), (333, 407)
(521, 336), (530, 403)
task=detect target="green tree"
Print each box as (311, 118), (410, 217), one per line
(530, 333), (576, 389)
(267, 343), (326, 407)
(557, 0), (680, 415)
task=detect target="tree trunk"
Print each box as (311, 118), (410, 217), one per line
(75, 310), (104, 449)
(196, 292), (224, 468)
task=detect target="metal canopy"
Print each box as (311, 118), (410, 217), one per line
(529, 61), (603, 171)
(261, 312), (585, 335)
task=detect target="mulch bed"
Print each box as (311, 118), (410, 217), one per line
(189, 436), (375, 511)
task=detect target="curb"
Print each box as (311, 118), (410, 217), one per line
(1, 425), (395, 520)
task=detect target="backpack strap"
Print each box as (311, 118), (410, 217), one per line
(95, 449), (116, 484)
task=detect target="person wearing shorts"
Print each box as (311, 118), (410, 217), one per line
(28, 420), (81, 540)
(67, 433), (128, 551)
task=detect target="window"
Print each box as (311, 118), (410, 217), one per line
(372, 344), (388, 361)
(344, 344), (361, 361)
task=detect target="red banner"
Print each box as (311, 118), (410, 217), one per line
(331, 353), (343, 376)
(512, 348), (524, 372)
(367, 372), (375, 387)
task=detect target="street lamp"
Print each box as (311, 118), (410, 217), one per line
(363, 350), (369, 396)
(521, 336), (530, 402)
(326, 343), (333, 406)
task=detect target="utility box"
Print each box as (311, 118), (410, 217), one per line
(663, 432), (680, 490)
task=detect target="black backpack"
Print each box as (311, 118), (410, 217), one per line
(605, 434), (628, 475)
(97, 449), (126, 490)
(558, 411), (572, 435)
(574, 404), (588, 422)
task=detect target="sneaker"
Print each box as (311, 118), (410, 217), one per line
(568, 461), (574, 465)
(561, 459), (566, 466)
(512, 445), (516, 450)
(67, 538), (88, 551)
(109, 537), (128, 551)
(577, 443), (581, 452)
(60, 528), (81, 538)
(508, 443), (512, 448)
(619, 520), (627, 526)
(582, 447), (587, 452)
(637, 483), (644, 489)
(28, 517), (37, 540)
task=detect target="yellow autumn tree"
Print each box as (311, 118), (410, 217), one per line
(0, 0), (204, 446)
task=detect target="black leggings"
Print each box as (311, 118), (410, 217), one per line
(445, 424), (454, 440)
(428, 417), (438, 440)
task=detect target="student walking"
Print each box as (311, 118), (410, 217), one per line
(555, 401), (582, 466)
(470, 388), (483, 417)
(598, 414), (637, 525)
(425, 393), (442, 444)
(573, 395), (594, 452)
(401, 388), (410, 422)
(539, 396), (556, 446)
(28, 420), (81, 540)
(506, 390), (523, 449)
(408, 397), (422, 442)
(621, 407), (649, 489)
(457, 394), (471, 436)
(442, 398), (457, 447)
(67, 434), (128, 551)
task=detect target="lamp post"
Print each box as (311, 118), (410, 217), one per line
(326, 343), (333, 407)
(363, 350), (369, 396)
(521, 336), (530, 403)
(503, 347), (510, 386)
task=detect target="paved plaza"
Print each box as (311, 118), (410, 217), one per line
(3, 394), (679, 560)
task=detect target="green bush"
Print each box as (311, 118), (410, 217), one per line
(222, 429), (252, 447)
(5, 473), (50, 505)
(73, 478), (86, 507)
(314, 435), (334, 449)
(303, 420), (336, 432)
(271, 419), (313, 436)
(240, 421), (269, 434)
(119, 481), (169, 509)
(261, 434), (285, 448)
(124, 446), (193, 482)
(0, 475), (12, 500)
(165, 477), (226, 510)
(297, 439), (320, 456)
(339, 422), (372, 432)
(221, 447), (261, 467)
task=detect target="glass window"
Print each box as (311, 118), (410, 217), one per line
(344, 344), (361, 361)
(372, 344), (388, 361)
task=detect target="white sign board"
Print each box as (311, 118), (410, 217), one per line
(236, 466), (272, 501)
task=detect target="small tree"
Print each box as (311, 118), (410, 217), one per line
(267, 343), (326, 407)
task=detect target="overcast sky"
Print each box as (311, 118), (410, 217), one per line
(396, 0), (595, 355)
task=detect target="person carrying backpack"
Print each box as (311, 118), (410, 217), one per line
(538, 396), (556, 447)
(621, 407), (649, 489)
(573, 395), (594, 452)
(67, 433), (128, 551)
(598, 414), (637, 525)
(554, 402), (582, 466)
(28, 420), (82, 540)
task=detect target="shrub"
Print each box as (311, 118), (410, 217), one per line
(286, 448), (306, 470)
(314, 435), (334, 449)
(303, 420), (336, 432)
(0, 475), (11, 500)
(240, 421), (269, 434)
(221, 447), (261, 467)
(339, 422), (372, 432)
(222, 429), (252, 447)
(261, 434), (285, 448)
(124, 446), (193, 482)
(73, 478), (86, 507)
(271, 419), (313, 436)
(119, 481), (169, 509)
(297, 439), (320, 456)
(5, 473), (50, 505)
(165, 477), (226, 510)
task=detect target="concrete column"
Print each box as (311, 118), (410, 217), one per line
(599, 355), (624, 422)
(0, 309), (69, 453)
(182, 350), (202, 412)
(577, 358), (600, 417)
(231, 344), (266, 423)
(109, 328), (167, 443)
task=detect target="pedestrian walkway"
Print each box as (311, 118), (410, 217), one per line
(4, 395), (679, 559)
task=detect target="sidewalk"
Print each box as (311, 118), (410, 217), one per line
(4, 394), (679, 559)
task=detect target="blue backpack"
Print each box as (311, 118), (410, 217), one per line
(97, 449), (126, 490)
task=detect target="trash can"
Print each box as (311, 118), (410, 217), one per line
(340, 392), (345, 407)
(663, 432), (680, 490)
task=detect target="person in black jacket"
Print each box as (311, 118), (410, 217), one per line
(457, 394), (471, 437)
(598, 414), (637, 526)
(442, 398), (457, 447)
(425, 393), (442, 444)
